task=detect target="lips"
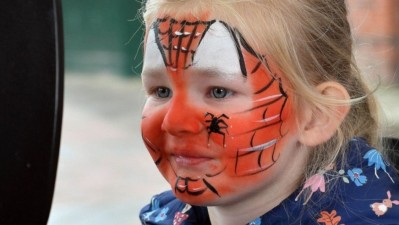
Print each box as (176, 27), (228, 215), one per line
(173, 154), (213, 167)
(164, 140), (222, 170)
(169, 146), (216, 168)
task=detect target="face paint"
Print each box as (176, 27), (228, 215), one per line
(141, 15), (293, 205)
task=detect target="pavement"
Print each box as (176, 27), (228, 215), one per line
(47, 72), (399, 225)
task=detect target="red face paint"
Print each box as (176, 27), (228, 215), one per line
(141, 15), (293, 205)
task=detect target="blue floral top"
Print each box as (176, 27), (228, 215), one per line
(139, 138), (399, 225)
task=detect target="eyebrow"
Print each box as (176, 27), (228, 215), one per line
(190, 67), (244, 81)
(141, 68), (166, 78)
(141, 67), (244, 81)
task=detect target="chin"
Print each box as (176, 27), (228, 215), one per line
(173, 191), (220, 206)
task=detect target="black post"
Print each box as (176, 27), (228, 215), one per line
(0, 0), (64, 224)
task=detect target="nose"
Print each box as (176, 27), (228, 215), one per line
(161, 96), (203, 136)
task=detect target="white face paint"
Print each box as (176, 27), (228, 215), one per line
(191, 22), (242, 80)
(142, 29), (166, 74)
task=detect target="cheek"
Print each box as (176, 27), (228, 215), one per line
(141, 103), (163, 137)
(220, 63), (294, 177)
(221, 113), (285, 177)
(141, 105), (166, 165)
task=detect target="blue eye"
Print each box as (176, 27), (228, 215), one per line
(155, 87), (171, 98)
(211, 87), (229, 98)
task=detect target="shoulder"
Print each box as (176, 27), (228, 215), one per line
(139, 191), (184, 225)
(139, 190), (211, 225)
(313, 137), (399, 225)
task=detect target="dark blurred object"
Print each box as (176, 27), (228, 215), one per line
(0, 0), (63, 224)
(384, 137), (399, 172)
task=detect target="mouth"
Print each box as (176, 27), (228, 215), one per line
(172, 154), (213, 167)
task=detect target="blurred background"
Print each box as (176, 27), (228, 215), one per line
(47, 1), (169, 224)
(47, 0), (399, 224)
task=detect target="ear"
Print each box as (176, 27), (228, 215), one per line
(392, 200), (399, 205)
(298, 81), (350, 147)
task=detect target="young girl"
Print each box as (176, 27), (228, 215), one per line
(139, 0), (399, 224)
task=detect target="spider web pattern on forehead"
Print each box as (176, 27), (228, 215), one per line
(220, 21), (274, 77)
(153, 17), (215, 70)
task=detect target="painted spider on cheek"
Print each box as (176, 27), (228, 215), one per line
(205, 112), (230, 147)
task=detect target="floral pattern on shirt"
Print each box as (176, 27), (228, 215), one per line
(346, 168), (367, 186)
(317, 210), (344, 225)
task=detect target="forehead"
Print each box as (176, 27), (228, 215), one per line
(142, 19), (242, 75)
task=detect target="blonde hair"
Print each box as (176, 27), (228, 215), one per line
(141, 0), (381, 187)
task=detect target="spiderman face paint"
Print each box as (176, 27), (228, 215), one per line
(141, 16), (294, 205)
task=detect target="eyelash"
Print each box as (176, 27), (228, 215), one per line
(147, 86), (233, 99)
(149, 86), (172, 99)
(208, 86), (233, 99)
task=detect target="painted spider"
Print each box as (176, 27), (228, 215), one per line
(205, 112), (230, 147)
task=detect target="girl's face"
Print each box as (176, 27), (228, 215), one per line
(141, 15), (295, 205)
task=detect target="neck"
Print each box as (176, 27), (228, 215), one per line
(207, 142), (308, 225)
